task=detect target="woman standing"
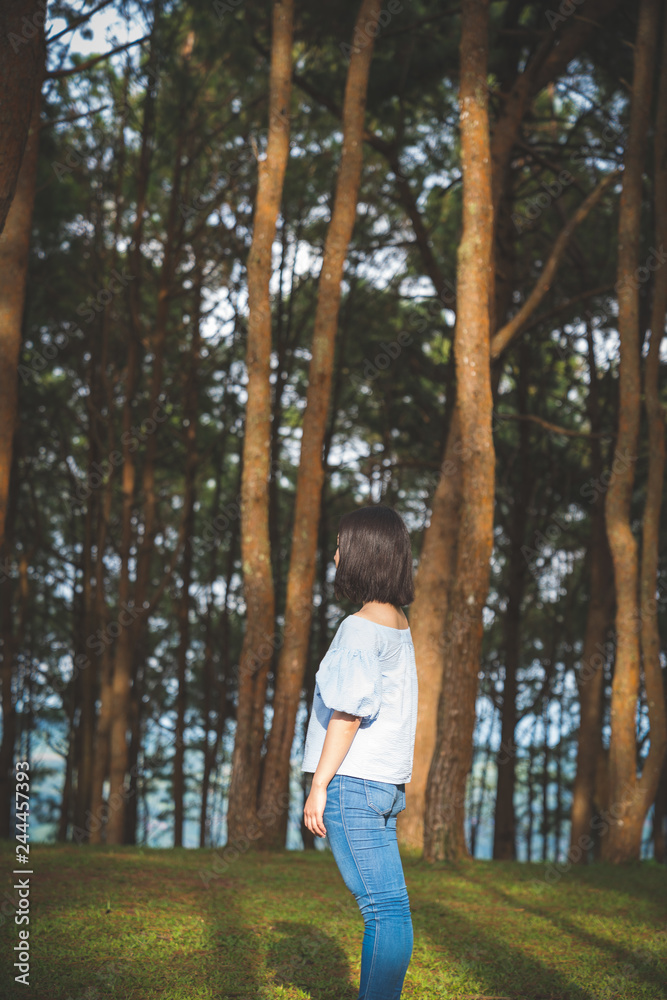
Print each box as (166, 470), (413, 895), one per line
(302, 504), (418, 1000)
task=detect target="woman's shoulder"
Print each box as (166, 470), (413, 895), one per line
(332, 614), (383, 651)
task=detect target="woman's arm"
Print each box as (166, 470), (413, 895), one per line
(303, 710), (361, 837)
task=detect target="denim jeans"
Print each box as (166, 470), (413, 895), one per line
(323, 774), (413, 999)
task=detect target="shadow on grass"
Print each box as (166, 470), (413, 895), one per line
(198, 875), (265, 1000)
(409, 889), (600, 1000)
(459, 866), (667, 998)
(266, 920), (358, 1000)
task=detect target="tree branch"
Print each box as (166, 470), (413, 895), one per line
(523, 284), (615, 332)
(46, 0), (117, 44)
(491, 171), (619, 359)
(46, 36), (149, 79)
(494, 411), (612, 439)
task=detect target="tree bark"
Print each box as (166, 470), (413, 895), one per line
(654, 748), (667, 863)
(173, 272), (202, 847)
(423, 0), (495, 863)
(569, 324), (616, 861)
(256, 0), (383, 849)
(104, 57), (186, 844)
(493, 341), (531, 860)
(0, 26), (44, 552)
(603, 0), (664, 862)
(637, 6), (667, 860)
(226, 0), (294, 845)
(72, 95), (127, 840)
(0, 0), (44, 235)
(401, 6), (619, 854)
(199, 442), (227, 848)
(87, 25), (159, 845)
(400, 406), (462, 850)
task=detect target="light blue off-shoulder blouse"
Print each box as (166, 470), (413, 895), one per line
(301, 614), (419, 783)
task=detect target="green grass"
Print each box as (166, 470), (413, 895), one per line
(0, 842), (665, 1000)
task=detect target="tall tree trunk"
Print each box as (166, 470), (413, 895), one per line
(603, 0), (664, 862)
(58, 689), (78, 842)
(637, 7), (667, 861)
(554, 665), (566, 861)
(173, 272), (202, 847)
(199, 451), (225, 848)
(256, 0), (383, 849)
(0, 0), (44, 234)
(400, 405), (462, 850)
(0, 33), (43, 834)
(471, 708), (495, 858)
(88, 22), (159, 844)
(400, 2), (617, 855)
(541, 691), (549, 860)
(525, 715), (538, 861)
(569, 506), (615, 859)
(226, 0), (294, 845)
(72, 431), (99, 838)
(124, 684), (142, 846)
(654, 749), (667, 863)
(105, 103), (184, 847)
(493, 342), (531, 860)
(569, 324), (616, 860)
(0, 28), (44, 551)
(423, 0), (495, 862)
(74, 84), (128, 843)
(199, 425), (237, 847)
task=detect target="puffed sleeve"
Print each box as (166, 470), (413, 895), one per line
(315, 642), (383, 722)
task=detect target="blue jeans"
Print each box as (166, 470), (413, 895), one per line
(323, 774), (413, 1000)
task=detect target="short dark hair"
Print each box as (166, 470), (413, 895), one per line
(334, 504), (415, 607)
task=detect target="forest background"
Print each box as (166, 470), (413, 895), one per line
(0, 0), (665, 868)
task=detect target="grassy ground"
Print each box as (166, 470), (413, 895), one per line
(0, 842), (665, 1000)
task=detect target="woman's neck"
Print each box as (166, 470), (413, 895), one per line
(355, 602), (409, 629)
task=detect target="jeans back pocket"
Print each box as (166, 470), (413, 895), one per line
(364, 779), (397, 817)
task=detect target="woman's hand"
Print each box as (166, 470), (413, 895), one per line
(303, 712), (360, 838)
(303, 780), (328, 838)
